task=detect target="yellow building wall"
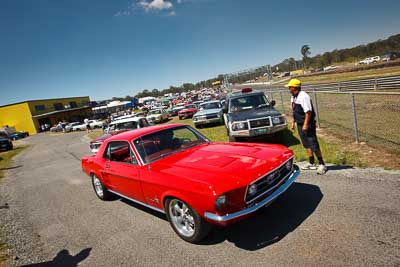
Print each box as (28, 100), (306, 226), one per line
(0, 102), (37, 135)
(27, 96), (90, 116)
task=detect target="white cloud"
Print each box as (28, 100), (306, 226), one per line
(138, 0), (173, 11)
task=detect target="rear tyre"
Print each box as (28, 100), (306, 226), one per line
(165, 198), (211, 243)
(229, 135), (237, 142)
(91, 174), (112, 200)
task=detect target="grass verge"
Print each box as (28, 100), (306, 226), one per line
(164, 117), (365, 167)
(0, 145), (28, 179)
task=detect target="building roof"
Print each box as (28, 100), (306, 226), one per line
(31, 106), (91, 118)
(0, 96), (90, 109)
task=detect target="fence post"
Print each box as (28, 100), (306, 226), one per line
(374, 77), (378, 90)
(279, 91), (285, 114)
(312, 89), (321, 128)
(350, 93), (360, 143)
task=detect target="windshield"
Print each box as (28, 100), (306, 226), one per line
(133, 126), (208, 163)
(149, 110), (162, 115)
(185, 105), (196, 109)
(110, 121), (138, 131)
(200, 102), (221, 110)
(229, 94), (270, 112)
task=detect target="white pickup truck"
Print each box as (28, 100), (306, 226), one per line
(359, 56), (380, 65)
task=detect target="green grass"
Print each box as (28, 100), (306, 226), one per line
(87, 129), (103, 140)
(165, 117), (363, 166)
(299, 65), (400, 84)
(0, 145), (28, 179)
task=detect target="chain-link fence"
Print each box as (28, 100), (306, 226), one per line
(265, 90), (400, 154)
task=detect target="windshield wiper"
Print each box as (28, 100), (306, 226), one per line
(256, 104), (269, 109)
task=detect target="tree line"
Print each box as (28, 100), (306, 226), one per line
(128, 33), (400, 99)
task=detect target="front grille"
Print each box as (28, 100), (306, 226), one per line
(249, 118), (270, 129)
(245, 158), (293, 203)
(206, 114), (218, 119)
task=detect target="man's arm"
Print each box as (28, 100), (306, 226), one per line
(302, 111), (311, 132)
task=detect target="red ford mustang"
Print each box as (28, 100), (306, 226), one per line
(81, 123), (299, 243)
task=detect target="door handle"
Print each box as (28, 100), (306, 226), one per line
(105, 164), (110, 169)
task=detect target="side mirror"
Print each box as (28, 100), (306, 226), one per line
(270, 100), (276, 107)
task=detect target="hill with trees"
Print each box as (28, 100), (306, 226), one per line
(130, 33), (400, 98)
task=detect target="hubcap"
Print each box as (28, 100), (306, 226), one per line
(169, 199), (195, 237)
(93, 176), (104, 197)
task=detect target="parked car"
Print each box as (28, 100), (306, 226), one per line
(170, 106), (186, 117)
(50, 124), (64, 132)
(277, 72), (290, 78)
(0, 137), (13, 151)
(9, 131), (29, 140)
(178, 104), (197, 120)
(72, 123), (87, 131)
(192, 100), (224, 128)
(92, 117), (150, 153)
(381, 51), (400, 62)
(323, 65), (339, 71)
(223, 88), (287, 142)
(81, 123), (299, 243)
(146, 109), (169, 124)
(64, 122), (81, 132)
(89, 120), (105, 129)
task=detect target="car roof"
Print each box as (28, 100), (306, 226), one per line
(200, 100), (220, 105)
(110, 117), (143, 125)
(227, 89), (263, 99)
(107, 123), (186, 141)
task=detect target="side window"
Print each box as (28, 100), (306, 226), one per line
(104, 141), (137, 165)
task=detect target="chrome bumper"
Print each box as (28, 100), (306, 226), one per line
(204, 168), (300, 222)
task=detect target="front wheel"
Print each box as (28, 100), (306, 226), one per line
(165, 198), (211, 243)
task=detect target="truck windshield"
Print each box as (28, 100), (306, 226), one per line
(229, 94), (270, 112)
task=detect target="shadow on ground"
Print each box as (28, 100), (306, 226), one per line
(21, 248), (91, 267)
(120, 198), (168, 221)
(245, 129), (301, 147)
(0, 165), (23, 171)
(201, 182), (323, 250)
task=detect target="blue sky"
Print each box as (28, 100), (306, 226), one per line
(1, 0), (399, 105)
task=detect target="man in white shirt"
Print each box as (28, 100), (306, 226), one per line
(286, 78), (327, 175)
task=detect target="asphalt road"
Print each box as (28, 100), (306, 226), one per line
(1, 132), (399, 266)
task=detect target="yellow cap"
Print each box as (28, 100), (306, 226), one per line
(285, 78), (301, 88)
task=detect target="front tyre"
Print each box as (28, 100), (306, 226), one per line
(91, 174), (112, 200)
(165, 198), (211, 243)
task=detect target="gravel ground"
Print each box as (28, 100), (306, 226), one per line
(0, 132), (399, 266)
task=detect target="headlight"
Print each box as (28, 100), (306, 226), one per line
(193, 117), (198, 121)
(285, 160), (292, 171)
(214, 195), (227, 211)
(248, 184), (257, 196)
(272, 117), (281, 124)
(232, 122), (248, 131)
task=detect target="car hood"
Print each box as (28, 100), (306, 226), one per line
(179, 108), (196, 113)
(150, 142), (293, 194)
(228, 107), (281, 121)
(194, 108), (222, 116)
